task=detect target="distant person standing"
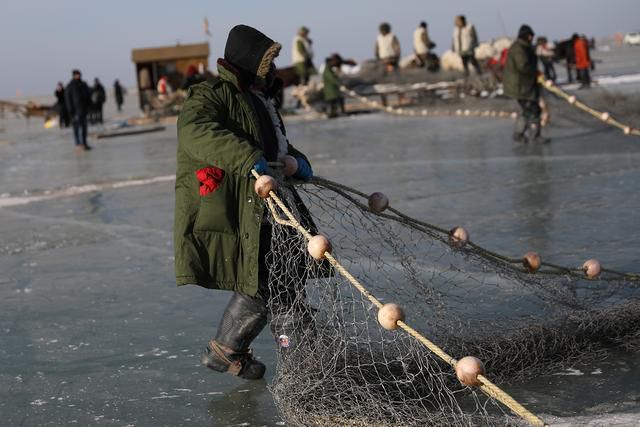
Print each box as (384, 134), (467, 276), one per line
(503, 25), (550, 143)
(413, 22), (433, 68)
(64, 69), (92, 151)
(114, 79), (125, 112)
(54, 82), (70, 128)
(535, 37), (556, 82)
(292, 26), (316, 85)
(375, 22), (401, 73)
(563, 37), (576, 83)
(573, 34), (592, 88)
(90, 78), (106, 124)
(322, 54), (345, 118)
(157, 75), (172, 100)
(452, 15), (481, 76)
(138, 67), (153, 111)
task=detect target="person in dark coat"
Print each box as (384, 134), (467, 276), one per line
(54, 82), (70, 128)
(114, 79), (125, 112)
(563, 37), (576, 83)
(175, 24), (317, 380)
(90, 78), (106, 124)
(64, 70), (92, 150)
(503, 25), (550, 143)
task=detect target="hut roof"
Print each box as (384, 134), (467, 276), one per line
(131, 43), (210, 63)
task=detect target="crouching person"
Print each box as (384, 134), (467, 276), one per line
(503, 25), (550, 143)
(174, 25), (314, 380)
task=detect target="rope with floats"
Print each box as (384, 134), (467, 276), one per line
(309, 174), (640, 282)
(340, 86), (519, 120)
(539, 75), (640, 136)
(342, 79), (640, 138)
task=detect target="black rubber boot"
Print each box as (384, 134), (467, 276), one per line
(531, 119), (551, 144)
(533, 135), (551, 144)
(202, 293), (268, 380)
(512, 116), (529, 143)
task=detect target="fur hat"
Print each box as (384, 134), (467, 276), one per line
(224, 25), (281, 84)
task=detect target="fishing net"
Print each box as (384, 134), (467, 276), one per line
(260, 174), (640, 426)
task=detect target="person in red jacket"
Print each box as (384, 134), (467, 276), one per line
(573, 34), (592, 88)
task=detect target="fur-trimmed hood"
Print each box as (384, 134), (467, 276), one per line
(224, 24), (281, 85)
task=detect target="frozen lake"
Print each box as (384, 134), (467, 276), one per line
(2, 46), (640, 426)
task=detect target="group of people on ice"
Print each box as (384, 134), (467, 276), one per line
(53, 71), (126, 151)
(295, 16), (485, 118)
(297, 16), (592, 120)
(55, 77), (126, 127)
(536, 33), (593, 87)
(370, 15), (480, 75)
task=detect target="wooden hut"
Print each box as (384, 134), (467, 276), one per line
(131, 42), (209, 110)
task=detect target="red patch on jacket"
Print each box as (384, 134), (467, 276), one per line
(196, 167), (225, 196)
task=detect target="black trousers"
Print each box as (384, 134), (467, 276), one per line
(327, 98), (345, 118)
(461, 54), (482, 76)
(72, 114), (88, 146)
(91, 105), (103, 124)
(576, 68), (591, 87)
(256, 225), (273, 301)
(566, 63), (574, 83)
(540, 58), (556, 82)
(517, 99), (542, 138)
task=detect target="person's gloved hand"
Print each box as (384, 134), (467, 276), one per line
(294, 157), (313, 180)
(252, 157), (267, 175)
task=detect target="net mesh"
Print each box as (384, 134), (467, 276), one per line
(262, 176), (640, 426)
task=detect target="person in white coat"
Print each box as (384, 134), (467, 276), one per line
(292, 26), (316, 85)
(375, 22), (401, 73)
(452, 15), (481, 76)
(413, 21), (434, 68)
(536, 36), (556, 82)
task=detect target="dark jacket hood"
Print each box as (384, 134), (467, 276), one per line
(518, 25), (534, 41)
(224, 25), (281, 85)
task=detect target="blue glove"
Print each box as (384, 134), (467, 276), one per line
(294, 157), (313, 180)
(252, 157), (267, 175)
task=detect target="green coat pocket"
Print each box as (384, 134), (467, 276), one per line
(193, 170), (239, 234)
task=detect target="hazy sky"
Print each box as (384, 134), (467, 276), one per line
(1, 0), (638, 98)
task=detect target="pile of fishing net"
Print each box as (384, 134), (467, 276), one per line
(259, 174), (640, 426)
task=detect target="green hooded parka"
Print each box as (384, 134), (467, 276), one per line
(174, 27), (310, 297)
(503, 37), (539, 101)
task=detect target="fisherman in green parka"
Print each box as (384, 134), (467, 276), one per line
(503, 24), (550, 143)
(175, 24), (314, 380)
